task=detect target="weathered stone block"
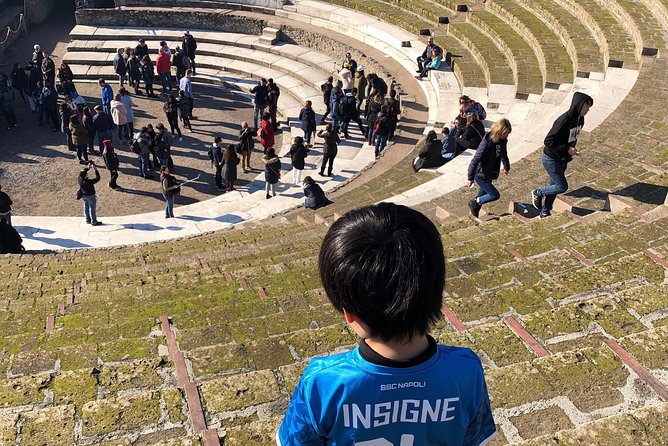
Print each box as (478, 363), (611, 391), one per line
(199, 370), (280, 413)
(20, 405), (76, 446)
(82, 392), (161, 437)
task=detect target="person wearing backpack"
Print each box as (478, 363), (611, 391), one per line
(298, 100), (317, 147)
(239, 121), (256, 173)
(454, 111), (485, 156)
(373, 105), (391, 157)
(466, 118), (512, 218)
(330, 83), (344, 135)
(211, 136), (224, 190)
(102, 139), (121, 190)
(365, 92), (382, 146)
(339, 88), (366, 139)
(132, 127), (153, 179)
(384, 89), (400, 141)
(459, 95), (487, 121)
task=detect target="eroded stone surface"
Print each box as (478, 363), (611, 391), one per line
(20, 405), (76, 446)
(199, 370), (281, 413)
(81, 392), (161, 437)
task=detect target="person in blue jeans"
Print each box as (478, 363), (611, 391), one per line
(160, 165), (178, 218)
(250, 78), (268, 129)
(466, 118), (512, 218)
(98, 79), (113, 114)
(532, 92), (593, 218)
(78, 163), (102, 226)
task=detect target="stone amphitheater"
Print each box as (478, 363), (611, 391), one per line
(1, 0), (668, 443)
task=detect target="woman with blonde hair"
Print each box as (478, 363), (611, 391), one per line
(465, 118), (512, 218)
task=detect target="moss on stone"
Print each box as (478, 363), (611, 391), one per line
(469, 321), (536, 367)
(247, 337), (294, 370)
(0, 414), (18, 445)
(135, 428), (192, 445)
(57, 344), (98, 371)
(162, 388), (187, 425)
(223, 419), (281, 446)
(19, 405), (76, 445)
(98, 358), (165, 392)
(52, 369), (97, 412)
(0, 375), (49, 408)
(199, 370), (281, 413)
(615, 284), (668, 316)
(285, 324), (356, 359)
(487, 361), (554, 409)
(188, 343), (249, 378)
(177, 322), (234, 351)
(98, 337), (159, 362)
(277, 360), (309, 395)
(510, 406), (574, 441)
(619, 326), (668, 369)
(81, 391), (161, 437)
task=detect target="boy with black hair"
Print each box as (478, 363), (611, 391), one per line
(277, 202), (496, 445)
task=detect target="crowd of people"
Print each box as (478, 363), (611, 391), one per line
(0, 30), (592, 245)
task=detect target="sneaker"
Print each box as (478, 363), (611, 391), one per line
(144, 174), (155, 179)
(531, 189), (543, 211)
(468, 199), (481, 218)
(539, 211), (551, 219)
(179, 137), (183, 142)
(91, 221), (102, 226)
(266, 193), (271, 199)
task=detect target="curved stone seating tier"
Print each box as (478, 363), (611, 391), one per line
(556, 0), (638, 68)
(511, 0), (606, 76)
(488, 0), (574, 86)
(67, 26), (334, 94)
(651, 0), (668, 32)
(607, 0), (668, 55)
(467, 10), (544, 96)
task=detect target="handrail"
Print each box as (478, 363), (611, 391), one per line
(0, 13), (25, 46)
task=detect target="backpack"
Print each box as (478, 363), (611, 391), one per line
(471, 102), (487, 120)
(207, 145), (214, 162)
(131, 138), (142, 154)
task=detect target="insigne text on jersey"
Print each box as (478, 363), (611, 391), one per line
(342, 398), (460, 429)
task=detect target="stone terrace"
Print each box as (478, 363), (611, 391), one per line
(2, 0), (668, 445)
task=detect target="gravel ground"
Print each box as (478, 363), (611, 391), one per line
(0, 11), (281, 217)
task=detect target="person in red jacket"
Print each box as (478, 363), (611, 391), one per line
(156, 50), (172, 95)
(259, 111), (274, 154)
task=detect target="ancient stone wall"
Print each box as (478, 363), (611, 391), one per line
(75, 8), (266, 34)
(25, 0), (54, 24)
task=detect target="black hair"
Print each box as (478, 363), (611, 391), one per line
(318, 203), (445, 342)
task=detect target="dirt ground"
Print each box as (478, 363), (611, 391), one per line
(0, 8), (281, 217)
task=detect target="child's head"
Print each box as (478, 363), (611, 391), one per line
(319, 203), (445, 342)
(294, 136), (304, 145)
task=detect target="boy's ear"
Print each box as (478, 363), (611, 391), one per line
(342, 309), (356, 324)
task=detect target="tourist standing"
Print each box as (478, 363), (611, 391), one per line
(267, 82), (279, 130)
(339, 88), (365, 139)
(156, 123), (175, 170)
(163, 94), (182, 139)
(250, 78), (268, 129)
(101, 139), (120, 190)
(126, 52), (143, 95)
(132, 126), (153, 179)
(173, 46), (188, 82)
(289, 136), (308, 186)
(211, 137), (224, 190)
(354, 67), (366, 112)
(99, 79), (113, 114)
(259, 111), (274, 154)
(299, 100), (317, 147)
(0, 80), (17, 131)
(40, 82), (59, 131)
(69, 115), (90, 164)
(160, 165), (178, 218)
(119, 88), (135, 136)
(179, 69), (194, 118)
(532, 93), (593, 218)
(239, 121), (255, 173)
(141, 56), (156, 97)
(177, 90), (192, 133)
(373, 105), (391, 157)
(41, 52), (56, 86)
(113, 48), (127, 87)
(183, 31), (198, 75)
(263, 147), (281, 199)
(222, 144), (239, 192)
(320, 76), (333, 124)
(156, 49), (172, 95)
(135, 39), (149, 60)
(93, 105), (114, 154)
(110, 93), (129, 144)
(466, 118), (512, 218)
(78, 163), (102, 226)
(0, 217), (23, 253)
(82, 107), (97, 155)
(317, 123), (339, 177)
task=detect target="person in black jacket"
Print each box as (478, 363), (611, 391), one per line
(222, 144), (239, 192)
(0, 184), (13, 226)
(531, 92), (593, 218)
(317, 123), (339, 177)
(288, 136), (309, 185)
(412, 130), (444, 172)
(78, 163), (102, 225)
(0, 216), (23, 254)
(454, 111), (485, 156)
(303, 176), (330, 209)
(211, 137), (224, 190)
(101, 140), (120, 190)
(466, 118), (512, 218)
(183, 31), (197, 75)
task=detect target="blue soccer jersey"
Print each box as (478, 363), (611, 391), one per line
(277, 344), (496, 446)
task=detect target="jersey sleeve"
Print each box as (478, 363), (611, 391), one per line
(462, 379), (496, 446)
(276, 376), (325, 446)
